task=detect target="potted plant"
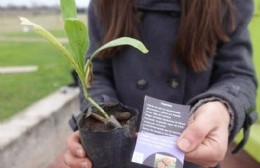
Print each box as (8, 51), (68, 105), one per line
(19, 0), (148, 167)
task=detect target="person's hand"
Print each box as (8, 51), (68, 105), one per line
(177, 101), (230, 167)
(64, 131), (92, 168)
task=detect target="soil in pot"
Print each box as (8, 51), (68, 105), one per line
(78, 104), (138, 168)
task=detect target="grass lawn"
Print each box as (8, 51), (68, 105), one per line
(0, 10), (87, 122)
(0, 29), (67, 38)
(0, 41), (73, 121)
(249, 16), (260, 121)
(234, 12), (260, 162)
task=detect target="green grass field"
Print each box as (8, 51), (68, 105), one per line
(1, 29), (67, 38)
(235, 8), (260, 161)
(0, 41), (73, 121)
(249, 15), (260, 121)
(0, 10), (86, 121)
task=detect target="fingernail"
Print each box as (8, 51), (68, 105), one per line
(77, 149), (84, 157)
(178, 138), (191, 151)
(81, 161), (88, 168)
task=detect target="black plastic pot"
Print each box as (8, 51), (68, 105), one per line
(78, 103), (138, 168)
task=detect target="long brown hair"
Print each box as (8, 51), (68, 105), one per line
(94, 0), (235, 72)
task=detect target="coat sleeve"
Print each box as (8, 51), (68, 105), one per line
(187, 0), (258, 143)
(79, 1), (119, 113)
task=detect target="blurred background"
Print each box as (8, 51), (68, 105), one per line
(0, 0), (89, 121)
(0, 1), (89, 168)
(0, 0), (259, 168)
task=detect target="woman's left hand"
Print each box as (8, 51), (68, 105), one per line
(177, 101), (230, 167)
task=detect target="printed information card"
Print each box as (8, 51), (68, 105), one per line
(132, 96), (190, 168)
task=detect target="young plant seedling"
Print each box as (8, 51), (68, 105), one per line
(19, 0), (148, 128)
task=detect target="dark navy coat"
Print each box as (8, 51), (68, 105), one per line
(79, 0), (258, 167)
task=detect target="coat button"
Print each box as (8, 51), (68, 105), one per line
(137, 11), (145, 20)
(136, 79), (148, 90)
(168, 79), (179, 89)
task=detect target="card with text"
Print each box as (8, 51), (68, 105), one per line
(132, 96), (190, 168)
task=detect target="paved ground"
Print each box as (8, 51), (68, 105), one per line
(220, 143), (260, 168)
(0, 87), (80, 168)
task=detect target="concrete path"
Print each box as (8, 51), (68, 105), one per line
(0, 87), (80, 168)
(0, 66), (38, 74)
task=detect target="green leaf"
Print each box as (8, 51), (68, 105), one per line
(19, 17), (86, 89)
(91, 37), (148, 60)
(85, 37), (149, 71)
(59, 0), (77, 21)
(65, 18), (89, 72)
(19, 17), (77, 70)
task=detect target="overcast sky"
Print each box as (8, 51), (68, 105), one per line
(0, 0), (90, 8)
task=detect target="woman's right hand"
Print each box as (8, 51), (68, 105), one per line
(64, 131), (92, 168)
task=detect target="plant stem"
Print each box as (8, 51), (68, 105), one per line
(83, 87), (109, 119)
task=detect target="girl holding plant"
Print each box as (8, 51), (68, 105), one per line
(64, 0), (257, 168)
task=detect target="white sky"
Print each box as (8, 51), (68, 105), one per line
(0, 0), (90, 8)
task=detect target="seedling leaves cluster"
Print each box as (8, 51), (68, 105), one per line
(19, 0), (148, 123)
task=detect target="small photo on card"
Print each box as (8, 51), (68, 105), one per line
(154, 153), (176, 168)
